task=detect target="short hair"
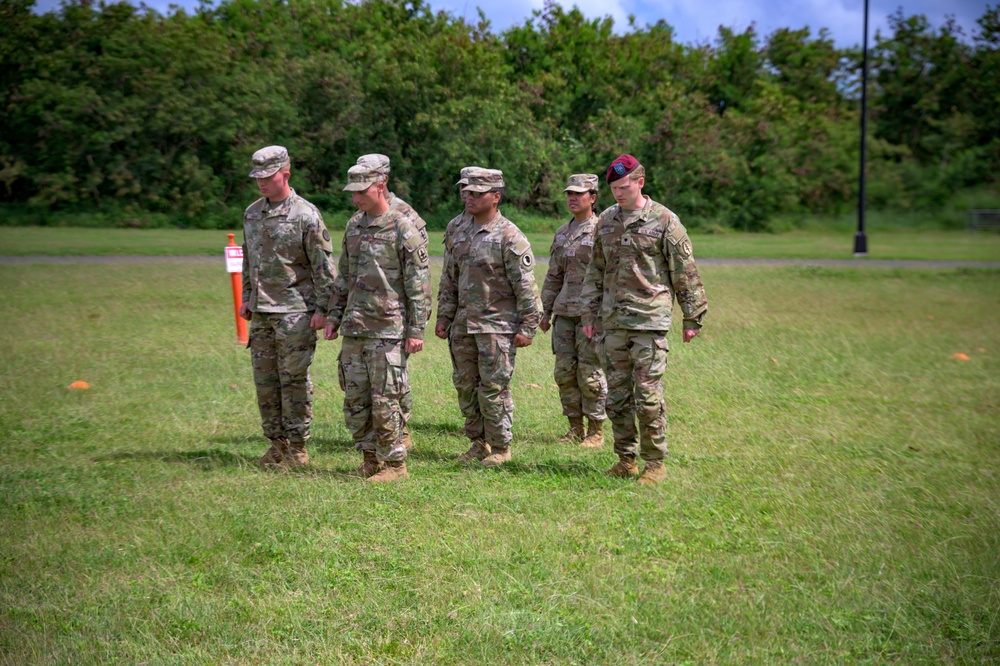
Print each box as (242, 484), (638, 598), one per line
(629, 166), (645, 181)
(490, 187), (505, 202)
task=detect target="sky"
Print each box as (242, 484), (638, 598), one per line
(32, 0), (992, 47)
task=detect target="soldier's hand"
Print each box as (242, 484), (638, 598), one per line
(539, 318), (550, 333)
(324, 323), (339, 340)
(239, 303), (252, 321)
(310, 313), (327, 330)
(582, 325), (596, 339)
(405, 338), (424, 354)
(513, 333), (532, 348)
(683, 328), (700, 343)
(435, 322), (448, 339)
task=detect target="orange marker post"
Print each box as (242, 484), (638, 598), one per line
(225, 233), (249, 345)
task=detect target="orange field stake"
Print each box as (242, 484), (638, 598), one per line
(225, 233), (249, 345)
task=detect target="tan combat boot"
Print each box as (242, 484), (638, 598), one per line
(557, 416), (586, 443)
(637, 460), (667, 486)
(258, 438), (288, 469)
(367, 460), (409, 483)
(457, 438), (491, 463)
(580, 418), (605, 448)
(285, 441), (309, 467)
(605, 455), (639, 478)
(401, 428), (413, 450)
(481, 447), (512, 467)
(351, 450), (381, 478)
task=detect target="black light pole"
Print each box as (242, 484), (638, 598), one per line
(855, 0), (869, 256)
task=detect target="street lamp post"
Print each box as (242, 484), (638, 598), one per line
(855, 0), (869, 257)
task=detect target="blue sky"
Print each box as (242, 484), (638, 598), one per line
(32, 0), (991, 47)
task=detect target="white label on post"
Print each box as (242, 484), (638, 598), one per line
(225, 246), (243, 273)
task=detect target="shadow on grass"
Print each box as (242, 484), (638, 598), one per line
(95, 448), (255, 471)
(407, 420), (464, 437)
(451, 456), (602, 478)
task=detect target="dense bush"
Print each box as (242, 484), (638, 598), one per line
(1, 0), (997, 230)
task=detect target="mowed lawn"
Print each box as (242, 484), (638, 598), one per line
(3, 225), (1000, 261)
(0, 262), (998, 663)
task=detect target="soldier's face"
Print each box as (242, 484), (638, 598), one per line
(464, 190), (497, 217)
(353, 183), (382, 213)
(566, 191), (594, 215)
(610, 177), (644, 210)
(256, 170), (290, 200)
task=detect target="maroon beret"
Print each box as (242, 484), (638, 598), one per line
(606, 154), (640, 183)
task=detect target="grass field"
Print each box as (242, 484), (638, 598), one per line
(0, 261), (997, 663)
(3, 225), (1000, 262)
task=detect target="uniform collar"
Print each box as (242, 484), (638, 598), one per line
(363, 209), (393, 228)
(264, 189), (297, 217)
(566, 215), (597, 239)
(614, 197), (653, 226)
(472, 210), (503, 234)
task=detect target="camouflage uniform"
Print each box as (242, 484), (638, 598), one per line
(437, 169), (541, 455)
(242, 147), (336, 455)
(355, 154), (432, 434)
(329, 164), (431, 464)
(541, 175), (607, 425)
(580, 195), (707, 463)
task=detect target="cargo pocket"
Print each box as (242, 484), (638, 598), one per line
(384, 347), (407, 399)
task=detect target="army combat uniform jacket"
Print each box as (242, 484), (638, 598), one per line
(580, 197), (706, 333)
(437, 211), (541, 339)
(541, 215), (599, 320)
(328, 208), (431, 340)
(241, 189), (336, 314)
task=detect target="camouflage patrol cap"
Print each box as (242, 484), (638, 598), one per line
(462, 168), (504, 193)
(343, 163), (386, 192)
(356, 153), (391, 175)
(564, 173), (599, 193)
(249, 145), (290, 178)
(455, 165), (485, 186)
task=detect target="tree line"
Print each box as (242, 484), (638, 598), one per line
(1, 0), (997, 230)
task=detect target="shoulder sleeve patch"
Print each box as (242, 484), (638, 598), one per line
(511, 236), (531, 256)
(665, 217), (688, 245)
(403, 229), (426, 254)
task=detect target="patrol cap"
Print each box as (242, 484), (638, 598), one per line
(462, 168), (504, 193)
(606, 154), (640, 184)
(342, 164), (386, 192)
(249, 145), (290, 179)
(356, 153), (391, 175)
(564, 173), (599, 193)
(455, 165), (484, 186)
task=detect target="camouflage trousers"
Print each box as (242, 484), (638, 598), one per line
(338, 336), (408, 463)
(600, 329), (669, 461)
(249, 312), (317, 443)
(449, 332), (517, 450)
(552, 315), (607, 420)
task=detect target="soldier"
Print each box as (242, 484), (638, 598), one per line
(442, 166), (481, 251)
(539, 174), (608, 447)
(435, 168), (541, 467)
(239, 145), (336, 469)
(581, 154), (707, 485)
(324, 160), (431, 482)
(353, 154), (430, 451)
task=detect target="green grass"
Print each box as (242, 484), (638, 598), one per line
(1, 262), (998, 663)
(3, 225), (1000, 261)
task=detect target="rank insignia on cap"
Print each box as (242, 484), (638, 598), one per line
(614, 164), (625, 175)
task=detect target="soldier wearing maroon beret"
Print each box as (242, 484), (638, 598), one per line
(580, 154), (708, 485)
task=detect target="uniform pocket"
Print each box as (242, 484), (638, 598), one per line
(383, 347), (407, 397)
